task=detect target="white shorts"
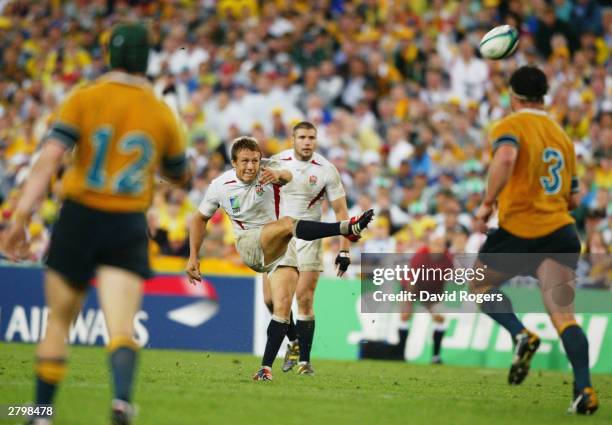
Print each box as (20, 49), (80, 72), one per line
(235, 227), (283, 274)
(278, 238), (323, 272)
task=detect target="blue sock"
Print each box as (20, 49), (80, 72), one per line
(560, 324), (592, 390)
(480, 288), (525, 338)
(35, 377), (57, 413)
(110, 346), (138, 402)
(34, 357), (66, 416)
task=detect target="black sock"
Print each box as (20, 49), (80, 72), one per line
(110, 345), (138, 402)
(286, 311), (298, 342)
(433, 329), (445, 357)
(560, 324), (592, 390)
(34, 357), (66, 415)
(480, 288), (525, 338)
(294, 220), (342, 241)
(398, 328), (409, 349)
(296, 317), (315, 362)
(262, 317), (289, 367)
(396, 327), (409, 359)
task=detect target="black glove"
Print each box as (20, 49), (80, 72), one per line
(335, 250), (351, 276)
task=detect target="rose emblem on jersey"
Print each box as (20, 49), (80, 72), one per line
(255, 184), (264, 196)
(230, 196), (240, 213)
(309, 175), (318, 186)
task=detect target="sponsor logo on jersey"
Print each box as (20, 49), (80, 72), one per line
(255, 184), (264, 196)
(309, 175), (318, 186)
(230, 196), (240, 213)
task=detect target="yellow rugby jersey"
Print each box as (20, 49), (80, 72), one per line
(46, 72), (187, 212)
(489, 108), (578, 238)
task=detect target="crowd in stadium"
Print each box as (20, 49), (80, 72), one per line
(0, 0), (610, 283)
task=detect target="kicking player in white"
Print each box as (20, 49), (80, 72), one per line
(264, 121), (352, 375)
(186, 136), (373, 381)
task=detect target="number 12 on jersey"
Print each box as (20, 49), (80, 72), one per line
(87, 127), (154, 195)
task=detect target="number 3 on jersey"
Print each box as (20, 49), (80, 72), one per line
(540, 148), (564, 195)
(87, 127), (153, 195)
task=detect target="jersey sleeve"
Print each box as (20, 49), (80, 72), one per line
(489, 118), (520, 153)
(325, 165), (346, 202)
(161, 108), (188, 179)
(261, 158), (282, 170)
(198, 181), (220, 218)
(45, 89), (82, 149)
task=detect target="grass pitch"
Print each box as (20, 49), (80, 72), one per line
(0, 343), (610, 425)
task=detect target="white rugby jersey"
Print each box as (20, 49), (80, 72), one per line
(272, 150), (346, 221)
(198, 159), (283, 235)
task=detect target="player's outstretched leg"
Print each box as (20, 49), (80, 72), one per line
(293, 209), (374, 241)
(261, 211), (374, 268)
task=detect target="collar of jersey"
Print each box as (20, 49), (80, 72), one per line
(516, 108), (547, 116)
(100, 71), (151, 88)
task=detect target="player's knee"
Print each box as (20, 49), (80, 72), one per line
(280, 216), (297, 234)
(470, 279), (491, 295)
(297, 296), (314, 316)
(273, 302), (291, 318)
(296, 284), (314, 304)
(432, 314), (445, 324)
(273, 293), (292, 316)
(400, 312), (412, 322)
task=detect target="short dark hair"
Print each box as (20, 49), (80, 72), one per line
(509, 66), (548, 103)
(292, 121), (317, 135)
(231, 136), (261, 161)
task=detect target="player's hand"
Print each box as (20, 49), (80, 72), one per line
(258, 168), (278, 185)
(186, 256), (201, 285)
(335, 250), (351, 277)
(474, 201), (494, 233)
(0, 221), (30, 262)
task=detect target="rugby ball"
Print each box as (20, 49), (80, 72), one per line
(479, 25), (519, 60)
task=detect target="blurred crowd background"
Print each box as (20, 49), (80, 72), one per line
(0, 0), (610, 285)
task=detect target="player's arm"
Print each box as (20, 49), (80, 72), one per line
(186, 212), (210, 284)
(186, 183), (219, 284)
(482, 143), (518, 206)
(14, 140), (67, 222)
(259, 168), (293, 186)
(330, 196), (352, 276)
(0, 140), (68, 260)
(0, 85), (80, 260)
(475, 127), (519, 230)
(13, 88), (82, 223)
